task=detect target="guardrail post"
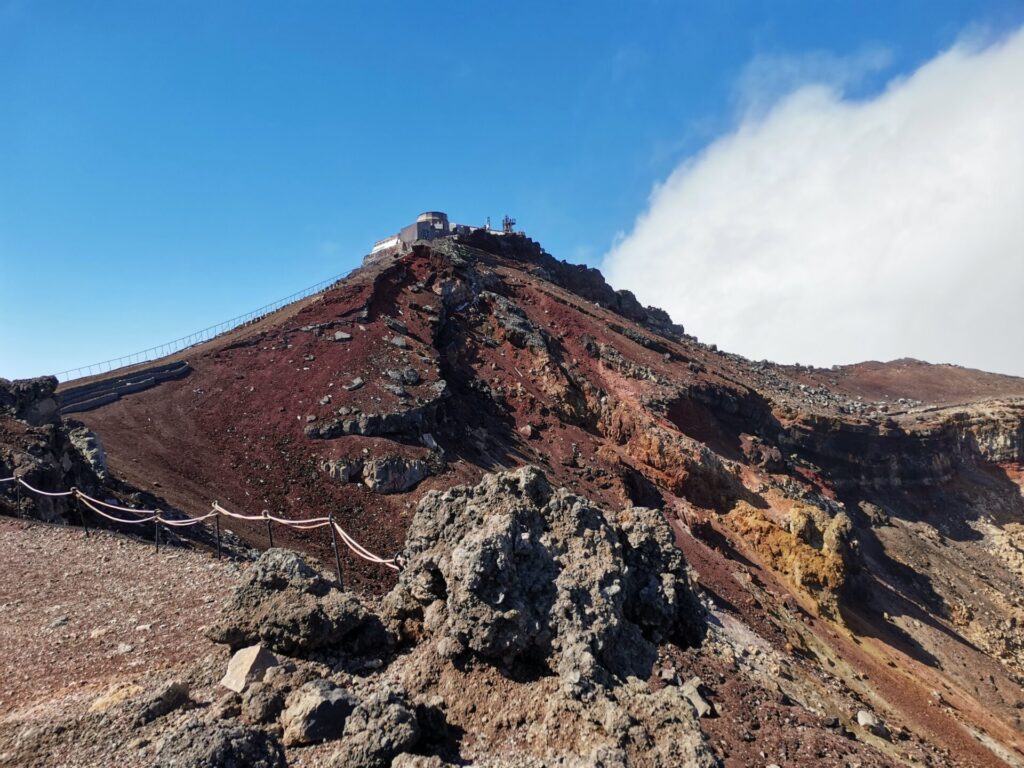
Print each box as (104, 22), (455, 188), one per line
(328, 513), (344, 588)
(71, 489), (89, 537)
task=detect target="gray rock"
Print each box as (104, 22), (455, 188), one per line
(387, 367), (421, 386)
(135, 680), (190, 725)
(206, 549), (389, 656)
(383, 467), (705, 697)
(390, 336), (409, 349)
(391, 756), (453, 768)
(856, 709), (890, 739)
(240, 682), (285, 726)
(281, 679), (358, 746)
(345, 377), (365, 391)
(330, 685), (420, 768)
(152, 717), (285, 768)
(381, 383), (409, 398)
(220, 644), (278, 694)
(383, 317), (409, 335)
(362, 457), (430, 494)
(681, 677), (714, 718)
(67, 426), (108, 480)
(321, 457), (364, 484)
(481, 292), (547, 351)
(334, 331), (352, 342)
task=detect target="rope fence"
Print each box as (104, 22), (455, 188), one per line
(54, 268), (355, 383)
(2, 475), (400, 584)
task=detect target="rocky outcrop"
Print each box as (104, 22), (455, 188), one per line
(0, 424), (106, 524)
(67, 424), (108, 480)
(726, 502), (852, 618)
(459, 229), (684, 340)
(384, 467), (705, 696)
(0, 376), (60, 425)
(362, 457), (431, 494)
(321, 455), (434, 494)
(206, 549), (389, 656)
(305, 381), (449, 440)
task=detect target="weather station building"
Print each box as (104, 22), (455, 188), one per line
(368, 211), (518, 260)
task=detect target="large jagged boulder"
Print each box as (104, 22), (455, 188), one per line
(383, 467), (704, 696)
(206, 549), (390, 656)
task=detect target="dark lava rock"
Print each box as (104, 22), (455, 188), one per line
(383, 467), (705, 696)
(134, 680), (190, 726)
(330, 685), (420, 768)
(205, 549), (390, 656)
(281, 678), (358, 746)
(152, 717), (285, 768)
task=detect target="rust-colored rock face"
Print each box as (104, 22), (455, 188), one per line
(5, 232), (1024, 766)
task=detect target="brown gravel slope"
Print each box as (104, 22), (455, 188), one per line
(0, 517), (239, 719)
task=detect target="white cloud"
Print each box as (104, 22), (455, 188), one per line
(603, 29), (1024, 377)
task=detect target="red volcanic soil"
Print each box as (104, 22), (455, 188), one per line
(786, 358), (1024, 407)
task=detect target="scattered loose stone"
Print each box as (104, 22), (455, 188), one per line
(220, 644), (279, 693)
(681, 677), (714, 718)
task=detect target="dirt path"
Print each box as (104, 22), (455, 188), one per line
(0, 517), (241, 718)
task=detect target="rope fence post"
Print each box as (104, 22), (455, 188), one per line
(71, 489), (89, 537)
(264, 510), (274, 549)
(154, 516), (160, 553)
(328, 513), (344, 588)
(15, 477), (21, 518)
(214, 513), (222, 559)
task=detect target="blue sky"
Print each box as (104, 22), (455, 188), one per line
(2, 1), (1023, 379)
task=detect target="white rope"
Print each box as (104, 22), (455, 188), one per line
(9, 478), (401, 571)
(78, 495), (157, 525)
(17, 478), (74, 497)
(336, 523), (398, 564)
(333, 522), (400, 570)
(281, 521), (332, 531)
(76, 489), (160, 515)
(212, 502), (267, 522)
(158, 511), (218, 527)
(213, 502), (332, 529)
(266, 512), (331, 525)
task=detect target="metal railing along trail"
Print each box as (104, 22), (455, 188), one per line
(2, 475), (400, 584)
(54, 268), (355, 383)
